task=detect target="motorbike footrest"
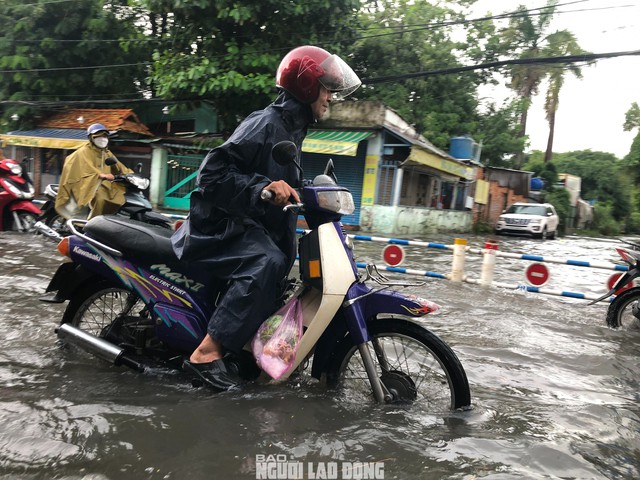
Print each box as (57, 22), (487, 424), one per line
(39, 292), (66, 303)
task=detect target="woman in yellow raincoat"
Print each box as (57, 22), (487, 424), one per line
(55, 123), (132, 219)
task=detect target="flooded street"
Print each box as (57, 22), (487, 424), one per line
(0, 231), (638, 479)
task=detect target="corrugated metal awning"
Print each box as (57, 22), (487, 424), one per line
(1, 128), (87, 150)
(302, 130), (372, 157)
(402, 147), (475, 180)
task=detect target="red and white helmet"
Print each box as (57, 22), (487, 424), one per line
(276, 46), (361, 104)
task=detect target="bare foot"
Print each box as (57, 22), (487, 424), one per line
(189, 334), (224, 363)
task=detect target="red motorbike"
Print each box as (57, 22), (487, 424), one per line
(0, 158), (42, 232)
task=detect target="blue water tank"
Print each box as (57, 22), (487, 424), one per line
(449, 136), (475, 160)
(531, 177), (544, 190)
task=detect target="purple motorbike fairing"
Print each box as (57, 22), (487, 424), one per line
(67, 236), (212, 353)
(342, 281), (440, 344)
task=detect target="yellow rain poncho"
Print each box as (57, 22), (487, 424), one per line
(55, 142), (133, 219)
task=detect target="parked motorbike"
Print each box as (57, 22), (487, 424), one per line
(0, 157), (42, 232)
(35, 158), (172, 237)
(40, 141), (471, 409)
(36, 183), (65, 233)
(591, 239), (640, 329)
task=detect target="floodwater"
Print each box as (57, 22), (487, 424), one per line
(0, 231), (638, 479)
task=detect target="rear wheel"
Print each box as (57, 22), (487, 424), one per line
(606, 287), (640, 329)
(62, 281), (146, 337)
(327, 318), (471, 411)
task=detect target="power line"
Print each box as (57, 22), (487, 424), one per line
(2, 49), (638, 105)
(0, 62), (151, 74)
(362, 49), (640, 84)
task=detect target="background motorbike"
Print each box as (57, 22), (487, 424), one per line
(0, 157), (42, 232)
(35, 158), (172, 237)
(591, 239), (640, 329)
(41, 142), (471, 409)
(36, 183), (65, 232)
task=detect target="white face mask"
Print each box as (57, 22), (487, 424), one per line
(93, 136), (109, 149)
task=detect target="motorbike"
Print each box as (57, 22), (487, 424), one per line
(0, 157), (42, 232)
(35, 158), (173, 237)
(36, 183), (65, 233)
(591, 239), (640, 329)
(40, 141), (471, 409)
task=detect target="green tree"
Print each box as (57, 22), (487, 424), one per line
(500, 1), (557, 165)
(542, 30), (588, 162)
(623, 101), (640, 181)
(352, 0), (484, 150)
(476, 99), (527, 166)
(144, 0), (361, 129)
(499, 1), (586, 166)
(529, 150), (632, 223)
(0, 0), (151, 127)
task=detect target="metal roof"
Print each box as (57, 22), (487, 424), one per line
(8, 128), (86, 139)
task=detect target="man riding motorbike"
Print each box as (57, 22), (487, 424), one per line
(55, 123), (133, 220)
(171, 45), (361, 391)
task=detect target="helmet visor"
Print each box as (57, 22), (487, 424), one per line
(318, 55), (361, 101)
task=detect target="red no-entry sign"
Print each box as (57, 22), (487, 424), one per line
(383, 244), (405, 267)
(525, 262), (550, 287)
(607, 273), (634, 295)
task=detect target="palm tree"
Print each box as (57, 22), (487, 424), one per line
(501, 1), (558, 166)
(543, 30), (588, 162)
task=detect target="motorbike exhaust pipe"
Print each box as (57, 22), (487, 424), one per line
(56, 323), (145, 372)
(34, 221), (63, 241)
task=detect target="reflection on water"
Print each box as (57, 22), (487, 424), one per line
(0, 232), (638, 479)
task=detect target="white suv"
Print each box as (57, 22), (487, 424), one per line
(494, 202), (559, 239)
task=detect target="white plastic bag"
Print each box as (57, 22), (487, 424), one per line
(251, 299), (303, 379)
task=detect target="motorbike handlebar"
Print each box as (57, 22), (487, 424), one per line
(260, 189), (274, 201)
(260, 188), (303, 212)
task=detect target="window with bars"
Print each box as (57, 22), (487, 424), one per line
(377, 161), (396, 206)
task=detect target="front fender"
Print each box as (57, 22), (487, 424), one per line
(361, 288), (441, 319)
(10, 200), (42, 215)
(310, 287), (440, 380)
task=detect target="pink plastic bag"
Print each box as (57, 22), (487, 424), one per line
(251, 299), (303, 379)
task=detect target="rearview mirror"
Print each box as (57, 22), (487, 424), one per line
(272, 141), (302, 184)
(105, 157), (117, 166)
(272, 141), (298, 166)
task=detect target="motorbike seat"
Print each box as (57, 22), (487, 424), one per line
(83, 215), (178, 263)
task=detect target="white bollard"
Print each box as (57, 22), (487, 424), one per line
(450, 238), (467, 282)
(480, 241), (499, 287)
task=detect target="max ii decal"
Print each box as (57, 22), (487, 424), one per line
(150, 264), (205, 292)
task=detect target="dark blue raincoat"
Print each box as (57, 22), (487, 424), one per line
(171, 92), (313, 352)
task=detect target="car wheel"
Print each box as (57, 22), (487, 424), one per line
(534, 227), (547, 240)
(548, 229), (557, 240)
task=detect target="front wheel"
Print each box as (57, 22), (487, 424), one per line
(327, 318), (471, 411)
(45, 212), (68, 235)
(606, 287), (640, 329)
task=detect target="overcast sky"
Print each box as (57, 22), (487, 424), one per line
(470, 0), (640, 158)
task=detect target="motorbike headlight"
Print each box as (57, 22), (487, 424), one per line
(126, 175), (150, 190)
(9, 163), (22, 175)
(316, 190), (355, 214)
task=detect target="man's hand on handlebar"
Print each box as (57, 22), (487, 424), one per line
(99, 173), (115, 181)
(262, 180), (300, 206)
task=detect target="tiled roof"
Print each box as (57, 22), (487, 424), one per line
(39, 108), (153, 137)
